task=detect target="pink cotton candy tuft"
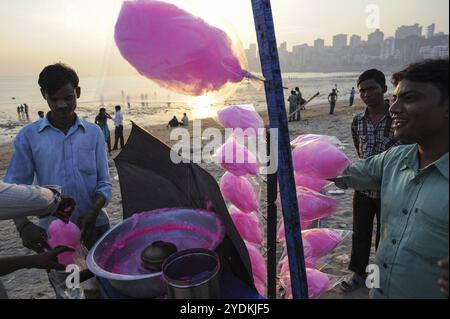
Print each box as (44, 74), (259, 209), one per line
(214, 137), (259, 176)
(277, 219), (313, 243)
(245, 242), (267, 284)
(276, 187), (338, 223)
(114, 0), (248, 96)
(220, 172), (260, 213)
(303, 228), (343, 260)
(280, 268), (331, 299)
(229, 207), (263, 245)
(254, 277), (267, 298)
(291, 134), (343, 148)
(47, 220), (81, 266)
(292, 140), (350, 179)
(294, 173), (328, 192)
(217, 105), (263, 135)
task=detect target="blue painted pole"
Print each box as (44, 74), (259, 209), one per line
(251, 0), (308, 299)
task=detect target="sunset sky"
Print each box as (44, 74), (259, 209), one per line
(0, 0), (448, 76)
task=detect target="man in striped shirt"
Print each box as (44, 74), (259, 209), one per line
(341, 69), (400, 292)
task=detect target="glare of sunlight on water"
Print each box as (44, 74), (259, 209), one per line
(190, 95), (217, 119)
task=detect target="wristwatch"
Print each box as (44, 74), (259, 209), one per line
(46, 186), (62, 207)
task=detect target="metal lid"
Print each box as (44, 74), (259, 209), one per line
(141, 241), (178, 271)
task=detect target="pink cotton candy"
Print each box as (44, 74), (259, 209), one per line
(280, 268), (331, 299)
(217, 105), (263, 135)
(114, 0), (248, 96)
(254, 277), (266, 298)
(245, 242), (267, 284)
(47, 220), (81, 266)
(303, 228), (343, 261)
(292, 140), (350, 179)
(214, 137), (259, 176)
(291, 134), (343, 148)
(294, 173), (328, 192)
(276, 187), (338, 223)
(220, 173), (260, 213)
(277, 219), (313, 243)
(229, 207), (263, 245)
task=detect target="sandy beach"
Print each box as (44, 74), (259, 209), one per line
(0, 98), (375, 299)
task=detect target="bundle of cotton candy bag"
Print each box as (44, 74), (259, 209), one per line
(292, 139), (350, 179)
(302, 228), (343, 264)
(279, 267), (331, 299)
(291, 134), (343, 148)
(214, 137), (259, 176)
(294, 173), (328, 192)
(245, 242), (267, 285)
(47, 220), (81, 266)
(277, 219), (313, 242)
(114, 0), (250, 96)
(220, 172), (260, 213)
(229, 206), (263, 245)
(217, 104), (263, 136)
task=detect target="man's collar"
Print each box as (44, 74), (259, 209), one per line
(400, 144), (449, 180)
(38, 113), (85, 133)
(362, 102), (391, 120)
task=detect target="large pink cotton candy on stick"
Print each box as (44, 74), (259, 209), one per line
(229, 206), (263, 245)
(220, 172), (260, 213)
(291, 134), (343, 148)
(294, 173), (328, 192)
(47, 220), (81, 266)
(280, 268), (331, 299)
(292, 140), (350, 179)
(217, 105), (263, 135)
(303, 228), (343, 260)
(277, 219), (313, 243)
(245, 242), (267, 284)
(214, 137), (259, 176)
(114, 0), (249, 96)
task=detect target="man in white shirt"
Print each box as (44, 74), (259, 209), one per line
(113, 105), (124, 150)
(181, 113), (189, 127)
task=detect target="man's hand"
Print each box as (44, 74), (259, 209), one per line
(77, 209), (99, 245)
(52, 196), (76, 223)
(20, 222), (50, 253)
(29, 246), (75, 271)
(327, 177), (349, 190)
(438, 258), (449, 298)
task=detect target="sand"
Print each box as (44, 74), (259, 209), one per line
(0, 98), (375, 299)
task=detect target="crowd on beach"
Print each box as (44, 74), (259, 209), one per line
(0, 58), (448, 300)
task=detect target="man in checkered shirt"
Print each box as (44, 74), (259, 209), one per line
(340, 69), (400, 292)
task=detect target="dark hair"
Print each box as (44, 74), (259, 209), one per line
(115, 105), (121, 110)
(38, 111), (44, 115)
(391, 59), (449, 103)
(357, 69), (386, 88)
(38, 63), (79, 95)
(100, 108), (106, 113)
(291, 90), (296, 94)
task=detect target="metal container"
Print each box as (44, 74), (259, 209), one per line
(162, 248), (221, 299)
(86, 208), (225, 299)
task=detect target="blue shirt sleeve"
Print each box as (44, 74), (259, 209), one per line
(93, 127), (112, 204)
(4, 131), (35, 185)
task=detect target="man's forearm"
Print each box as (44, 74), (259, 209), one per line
(14, 217), (31, 234)
(92, 193), (106, 215)
(0, 255), (35, 276)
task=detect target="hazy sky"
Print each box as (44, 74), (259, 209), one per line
(0, 0), (448, 76)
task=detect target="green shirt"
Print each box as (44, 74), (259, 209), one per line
(342, 144), (449, 299)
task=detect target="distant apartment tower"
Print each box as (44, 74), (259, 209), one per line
(368, 29), (384, 45)
(350, 35), (362, 47)
(382, 37), (396, 59)
(314, 38), (325, 51)
(245, 44), (257, 60)
(427, 24), (436, 38)
(395, 24), (423, 39)
(333, 34), (348, 49)
(293, 44), (310, 66)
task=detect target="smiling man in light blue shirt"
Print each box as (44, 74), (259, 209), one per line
(5, 63), (112, 253)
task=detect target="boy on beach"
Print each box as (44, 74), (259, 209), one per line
(349, 87), (356, 106)
(288, 90), (298, 122)
(340, 69), (399, 293)
(5, 63), (112, 254)
(328, 89), (338, 114)
(113, 105), (124, 150)
(333, 59), (449, 298)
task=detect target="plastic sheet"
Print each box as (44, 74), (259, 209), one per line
(292, 139), (350, 179)
(279, 268), (332, 299)
(214, 136), (259, 176)
(114, 0), (249, 96)
(294, 173), (328, 192)
(47, 220), (81, 266)
(245, 242), (267, 285)
(291, 134), (344, 148)
(229, 206), (263, 245)
(220, 172), (260, 213)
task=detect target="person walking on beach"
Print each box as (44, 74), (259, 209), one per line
(349, 87), (356, 106)
(288, 90), (298, 122)
(16, 106), (21, 120)
(295, 86), (306, 112)
(328, 89), (338, 115)
(95, 107), (113, 155)
(113, 105), (124, 150)
(340, 69), (400, 293)
(23, 103), (29, 120)
(332, 59), (449, 299)
(19, 104), (24, 116)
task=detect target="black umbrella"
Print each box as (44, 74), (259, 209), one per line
(114, 122), (254, 287)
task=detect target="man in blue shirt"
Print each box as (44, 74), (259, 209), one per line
(5, 63), (112, 253)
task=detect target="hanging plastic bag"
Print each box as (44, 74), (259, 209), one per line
(217, 104), (263, 136)
(47, 220), (81, 266)
(229, 206), (263, 246)
(214, 136), (259, 176)
(245, 242), (267, 285)
(279, 268), (332, 299)
(220, 172), (260, 213)
(291, 134), (344, 148)
(294, 173), (328, 192)
(114, 0), (250, 96)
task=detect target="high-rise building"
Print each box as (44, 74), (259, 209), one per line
(382, 37), (396, 59)
(350, 35), (362, 47)
(314, 38), (325, 51)
(427, 24), (436, 38)
(395, 24), (423, 39)
(333, 34), (348, 49)
(368, 29), (384, 45)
